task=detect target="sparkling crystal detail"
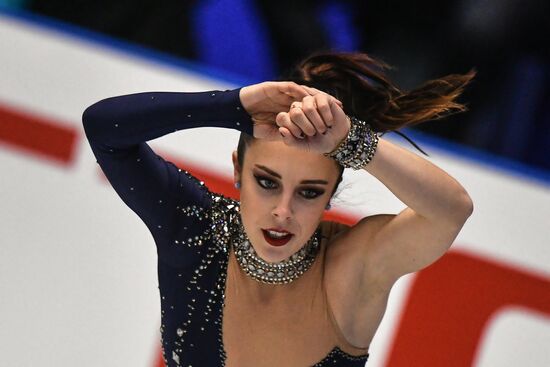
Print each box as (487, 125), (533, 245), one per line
(172, 351), (180, 364)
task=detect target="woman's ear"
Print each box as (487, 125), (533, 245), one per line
(231, 151), (241, 185)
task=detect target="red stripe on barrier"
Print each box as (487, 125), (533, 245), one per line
(0, 104), (78, 165)
(385, 250), (550, 367)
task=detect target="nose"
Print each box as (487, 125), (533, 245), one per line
(271, 194), (293, 221)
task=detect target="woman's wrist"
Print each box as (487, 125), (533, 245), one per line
(238, 84), (264, 116)
(324, 115), (379, 170)
(238, 86), (253, 114)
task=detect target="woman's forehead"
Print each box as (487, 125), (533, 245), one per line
(245, 140), (337, 179)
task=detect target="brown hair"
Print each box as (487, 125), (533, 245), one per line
(288, 51), (476, 132)
(237, 51), (476, 198)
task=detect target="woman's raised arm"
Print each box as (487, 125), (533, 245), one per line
(353, 138), (474, 288)
(82, 83), (312, 266)
(82, 89), (253, 266)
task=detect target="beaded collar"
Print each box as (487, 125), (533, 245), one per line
(233, 221), (322, 285)
(207, 193), (322, 285)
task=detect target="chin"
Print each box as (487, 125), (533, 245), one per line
(253, 237), (301, 263)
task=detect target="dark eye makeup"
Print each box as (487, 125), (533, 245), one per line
(253, 174), (324, 199)
(300, 188), (324, 199)
(255, 175), (278, 190)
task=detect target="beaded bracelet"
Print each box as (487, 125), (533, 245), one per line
(323, 115), (379, 170)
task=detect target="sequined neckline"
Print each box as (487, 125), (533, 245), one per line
(206, 192), (322, 285)
(232, 220), (322, 285)
(313, 346), (370, 366)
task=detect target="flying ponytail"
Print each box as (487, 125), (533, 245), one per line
(284, 51), (476, 152)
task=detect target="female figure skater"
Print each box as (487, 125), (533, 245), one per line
(83, 52), (474, 366)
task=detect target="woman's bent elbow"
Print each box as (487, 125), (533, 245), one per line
(82, 100), (109, 139)
(458, 192), (474, 222)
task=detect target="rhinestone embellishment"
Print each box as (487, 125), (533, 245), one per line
(232, 222), (321, 285)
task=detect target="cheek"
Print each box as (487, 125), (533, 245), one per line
(238, 183), (267, 226)
(240, 181), (262, 206)
(303, 199), (329, 229)
(290, 200), (325, 235)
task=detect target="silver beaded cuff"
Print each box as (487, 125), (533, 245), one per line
(324, 116), (379, 170)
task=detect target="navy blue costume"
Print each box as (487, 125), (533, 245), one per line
(82, 88), (369, 366)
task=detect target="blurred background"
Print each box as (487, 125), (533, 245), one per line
(3, 0), (549, 171)
(0, 1), (549, 366)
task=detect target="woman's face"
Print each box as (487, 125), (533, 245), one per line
(232, 139), (340, 263)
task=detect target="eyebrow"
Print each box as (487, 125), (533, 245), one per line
(254, 165), (329, 185)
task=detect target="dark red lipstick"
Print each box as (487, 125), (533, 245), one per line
(261, 228), (294, 247)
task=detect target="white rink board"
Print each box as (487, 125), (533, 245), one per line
(1, 10), (549, 367)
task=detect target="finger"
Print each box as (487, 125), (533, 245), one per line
(315, 95), (335, 128)
(300, 85), (320, 96)
(301, 96), (327, 133)
(276, 111), (304, 139)
(279, 127), (296, 145)
(290, 101), (302, 109)
(280, 82), (311, 100)
(273, 85), (311, 110)
(288, 106), (317, 137)
(300, 85), (343, 107)
(279, 127), (306, 150)
(273, 94), (299, 110)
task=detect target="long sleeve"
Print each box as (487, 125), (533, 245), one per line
(82, 88), (253, 267)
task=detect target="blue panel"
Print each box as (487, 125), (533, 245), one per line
(192, 0), (276, 82)
(500, 57), (545, 159)
(317, 1), (359, 51)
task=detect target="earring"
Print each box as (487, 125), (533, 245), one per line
(325, 203), (331, 210)
(234, 182), (241, 189)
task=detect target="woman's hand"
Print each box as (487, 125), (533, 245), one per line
(239, 81), (309, 126)
(239, 82), (342, 140)
(275, 86), (350, 154)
